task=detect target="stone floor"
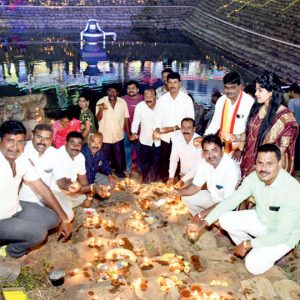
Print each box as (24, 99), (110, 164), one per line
(1, 175), (300, 300)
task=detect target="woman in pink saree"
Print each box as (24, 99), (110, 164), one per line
(240, 72), (298, 177)
(52, 112), (81, 148)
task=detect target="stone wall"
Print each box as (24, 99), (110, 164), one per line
(0, 2), (194, 30)
(182, 1), (300, 84)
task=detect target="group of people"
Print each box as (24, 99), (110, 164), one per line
(0, 68), (299, 276)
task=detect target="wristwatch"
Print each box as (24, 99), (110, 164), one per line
(62, 219), (72, 224)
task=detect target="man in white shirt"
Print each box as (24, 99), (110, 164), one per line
(155, 68), (188, 99)
(167, 118), (202, 187)
(96, 85), (130, 178)
(176, 134), (240, 217)
(0, 120), (72, 258)
(154, 72), (195, 182)
(51, 131), (107, 219)
(205, 72), (254, 160)
(131, 88), (160, 183)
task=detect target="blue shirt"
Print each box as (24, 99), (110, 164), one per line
(81, 143), (112, 184)
(288, 98), (300, 125)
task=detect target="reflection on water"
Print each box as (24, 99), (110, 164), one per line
(0, 30), (255, 118)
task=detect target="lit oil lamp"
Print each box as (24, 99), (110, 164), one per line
(140, 257), (153, 270)
(68, 268), (79, 277)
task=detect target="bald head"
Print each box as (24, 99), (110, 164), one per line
(88, 132), (103, 155)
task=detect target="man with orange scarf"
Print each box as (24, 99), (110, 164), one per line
(205, 72), (254, 161)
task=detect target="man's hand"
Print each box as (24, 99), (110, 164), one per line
(97, 103), (108, 110)
(152, 129), (161, 141)
(174, 179), (184, 189)
(166, 178), (174, 187)
(57, 222), (72, 241)
(94, 184), (111, 198)
(233, 240), (252, 257)
(185, 220), (207, 242)
(193, 136), (203, 148)
(67, 181), (81, 193)
(231, 149), (243, 161)
(130, 134), (139, 141)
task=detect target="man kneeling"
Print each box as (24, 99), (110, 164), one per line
(187, 144), (300, 274)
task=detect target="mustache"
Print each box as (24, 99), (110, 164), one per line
(37, 143), (46, 146)
(71, 149), (80, 152)
(183, 132), (190, 135)
(259, 171), (269, 175)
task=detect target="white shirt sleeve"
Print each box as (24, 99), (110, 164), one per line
(186, 96), (195, 120)
(77, 154), (86, 176)
(205, 97), (224, 135)
(153, 99), (163, 129)
(223, 163), (241, 198)
(168, 142), (180, 178)
(23, 159), (40, 182)
(192, 161), (207, 187)
(181, 163), (199, 183)
(131, 104), (141, 134)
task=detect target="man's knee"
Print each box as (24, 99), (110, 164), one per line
(219, 211), (237, 231)
(245, 251), (272, 275)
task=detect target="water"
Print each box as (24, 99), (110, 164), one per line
(0, 29), (257, 118)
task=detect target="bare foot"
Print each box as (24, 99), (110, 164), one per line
(81, 198), (93, 208)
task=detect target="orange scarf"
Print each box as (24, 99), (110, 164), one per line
(220, 89), (243, 153)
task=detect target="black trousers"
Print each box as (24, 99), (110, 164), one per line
(160, 140), (172, 182)
(140, 143), (160, 183)
(102, 139), (126, 178)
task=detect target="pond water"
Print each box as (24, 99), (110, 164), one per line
(0, 29), (257, 118)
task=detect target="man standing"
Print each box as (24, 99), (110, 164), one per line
(81, 132), (116, 186)
(187, 144), (300, 275)
(205, 72), (254, 160)
(156, 68), (187, 99)
(167, 118), (202, 187)
(177, 134), (240, 216)
(122, 80), (144, 175)
(96, 85), (130, 178)
(154, 72), (194, 182)
(131, 88), (160, 183)
(0, 120), (72, 259)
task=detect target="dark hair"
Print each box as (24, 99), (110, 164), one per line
(201, 134), (223, 149)
(33, 123), (53, 133)
(246, 72), (284, 148)
(106, 84), (119, 93)
(289, 82), (300, 94)
(212, 91), (222, 99)
(167, 72), (181, 81)
(144, 87), (156, 96)
(181, 117), (195, 127)
(127, 80), (139, 89)
(257, 143), (281, 161)
(162, 68), (173, 75)
(0, 120), (26, 138)
(57, 110), (72, 121)
(244, 84), (256, 98)
(66, 131), (83, 142)
(223, 71), (241, 85)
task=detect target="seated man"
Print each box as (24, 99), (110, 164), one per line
(187, 144), (300, 275)
(19, 124), (86, 221)
(176, 134), (240, 216)
(167, 117), (202, 187)
(51, 131), (106, 218)
(0, 120), (72, 258)
(81, 132), (116, 186)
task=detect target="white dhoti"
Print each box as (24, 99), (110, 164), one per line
(219, 210), (292, 275)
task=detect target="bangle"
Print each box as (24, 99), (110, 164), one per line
(91, 183), (95, 193)
(62, 219), (71, 224)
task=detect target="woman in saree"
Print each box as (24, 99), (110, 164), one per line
(240, 72), (298, 177)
